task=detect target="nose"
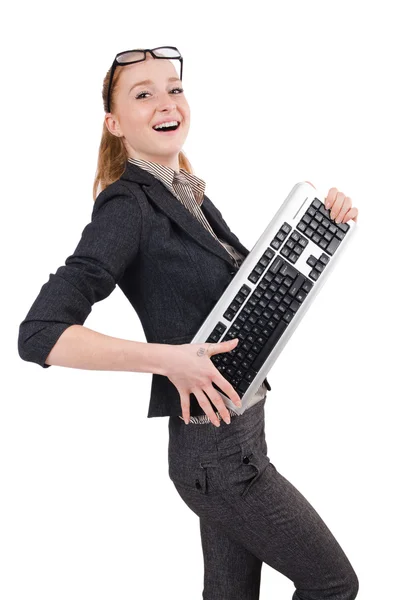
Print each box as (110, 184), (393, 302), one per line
(156, 90), (177, 111)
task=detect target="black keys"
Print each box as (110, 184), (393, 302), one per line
(295, 198), (350, 257)
(251, 320), (288, 371)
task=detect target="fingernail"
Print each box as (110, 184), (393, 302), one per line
(237, 401), (242, 407)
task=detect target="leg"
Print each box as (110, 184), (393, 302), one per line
(168, 408), (359, 600)
(212, 461), (360, 600)
(199, 517), (262, 600)
(173, 460), (359, 600)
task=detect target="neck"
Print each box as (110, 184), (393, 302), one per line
(128, 152), (180, 172)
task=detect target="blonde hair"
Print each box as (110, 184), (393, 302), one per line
(92, 60), (193, 201)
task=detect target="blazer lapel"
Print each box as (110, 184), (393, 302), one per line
(121, 160), (250, 267)
(201, 194), (250, 257)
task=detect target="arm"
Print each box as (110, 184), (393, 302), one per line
(17, 182), (153, 372)
(43, 324), (170, 375)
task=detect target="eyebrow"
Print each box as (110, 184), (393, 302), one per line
(128, 77), (181, 94)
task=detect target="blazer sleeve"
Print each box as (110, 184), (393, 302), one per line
(18, 183), (142, 368)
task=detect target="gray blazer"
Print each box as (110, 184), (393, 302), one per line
(18, 160), (270, 418)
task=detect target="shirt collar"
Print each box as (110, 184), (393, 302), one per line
(127, 157), (205, 205)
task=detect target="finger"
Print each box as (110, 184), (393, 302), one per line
(341, 206), (359, 224)
(330, 191), (346, 221)
(179, 390), (191, 424)
(212, 372), (242, 408)
(324, 187), (339, 210)
(202, 383), (231, 423)
(334, 196), (352, 223)
(193, 388), (221, 427)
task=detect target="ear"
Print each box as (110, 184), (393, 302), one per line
(104, 113), (122, 137)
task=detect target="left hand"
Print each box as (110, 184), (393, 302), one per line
(305, 181), (359, 224)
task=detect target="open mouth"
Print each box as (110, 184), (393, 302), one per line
(152, 121), (181, 133)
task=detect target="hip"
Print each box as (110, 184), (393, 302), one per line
(168, 395), (269, 497)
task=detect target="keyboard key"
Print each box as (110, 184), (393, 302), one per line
(251, 320), (288, 371)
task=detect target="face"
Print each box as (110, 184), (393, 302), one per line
(105, 54), (190, 171)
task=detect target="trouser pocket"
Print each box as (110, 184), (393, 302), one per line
(222, 430), (271, 498)
(168, 456), (209, 495)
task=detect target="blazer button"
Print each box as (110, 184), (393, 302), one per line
(195, 478), (202, 489)
(242, 456), (250, 464)
(229, 269), (237, 276)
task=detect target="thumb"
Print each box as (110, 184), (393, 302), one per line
(209, 338), (239, 355)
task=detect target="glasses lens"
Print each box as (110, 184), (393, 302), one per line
(116, 48), (180, 63)
(116, 50), (145, 64)
(153, 47), (180, 58)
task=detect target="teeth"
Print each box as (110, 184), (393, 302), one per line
(153, 120), (179, 130)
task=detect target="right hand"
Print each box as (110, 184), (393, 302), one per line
(165, 338), (242, 426)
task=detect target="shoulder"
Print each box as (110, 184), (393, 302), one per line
(92, 179), (142, 219)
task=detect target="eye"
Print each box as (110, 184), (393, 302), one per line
(135, 91), (150, 99)
(135, 87), (184, 100)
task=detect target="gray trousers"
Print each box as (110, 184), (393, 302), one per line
(168, 396), (359, 600)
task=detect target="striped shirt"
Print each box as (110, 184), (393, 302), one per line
(128, 157), (267, 424)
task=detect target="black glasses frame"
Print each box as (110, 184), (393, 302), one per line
(106, 46), (183, 113)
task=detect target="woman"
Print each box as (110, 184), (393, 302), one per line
(18, 47), (360, 599)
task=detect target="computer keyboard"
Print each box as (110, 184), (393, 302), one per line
(190, 181), (358, 415)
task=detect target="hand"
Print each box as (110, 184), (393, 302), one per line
(164, 338), (242, 426)
(305, 181), (359, 224)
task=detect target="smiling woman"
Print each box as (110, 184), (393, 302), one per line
(93, 47), (191, 197)
(18, 45), (360, 600)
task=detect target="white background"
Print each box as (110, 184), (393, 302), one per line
(2, 1), (396, 598)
